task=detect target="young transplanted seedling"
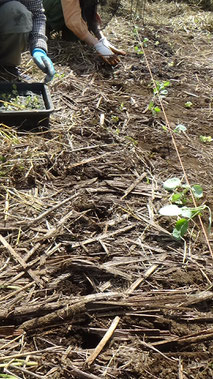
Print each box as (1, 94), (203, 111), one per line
(148, 80), (171, 116)
(159, 177), (211, 240)
(200, 135), (212, 143)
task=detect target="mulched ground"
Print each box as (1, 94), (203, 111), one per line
(1, 1), (213, 378)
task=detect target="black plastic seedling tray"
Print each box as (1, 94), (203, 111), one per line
(0, 82), (54, 130)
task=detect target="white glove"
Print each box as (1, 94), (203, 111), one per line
(94, 37), (126, 65)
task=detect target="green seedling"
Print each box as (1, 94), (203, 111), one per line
(134, 45), (144, 55)
(54, 72), (65, 79)
(200, 135), (212, 143)
(119, 102), (126, 111)
(147, 81), (170, 116)
(148, 101), (161, 115)
(111, 115), (119, 123)
(174, 124), (187, 133)
(133, 25), (139, 35)
(185, 101), (193, 108)
(159, 177), (211, 240)
(143, 37), (149, 47)
(132, 24), (148, 53)
(153, 80), (170, 97)
(0, 88), (44, 111)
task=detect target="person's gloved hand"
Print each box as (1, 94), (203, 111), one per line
(32, 48), (55, 83)
(94, 37), (126, 66)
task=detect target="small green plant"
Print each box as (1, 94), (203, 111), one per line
(159, 177), (211, 240)
(133, 25), (148, 54)
(133, 25), (139, 36)
(54, 72), (65, 80)
(143, 37), (149, 47)
(134, 45), (144, 55)
(147, 80), (170, 116)
(0, 87), (44, 111)
(153, 80), (170, 97)
(148, 101), (161, 115)
(185, 101), (193, 108)
(119, 102), (126, 111)
(174, 124), (187, 133)
(200, 135), (212, 143)
(111, 115), (119, 123)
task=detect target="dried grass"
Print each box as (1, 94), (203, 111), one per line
(0, 0), (213, 378)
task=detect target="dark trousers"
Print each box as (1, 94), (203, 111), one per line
(0, 1), (32, 66)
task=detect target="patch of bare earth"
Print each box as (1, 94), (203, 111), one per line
(1, 1), (213, 378)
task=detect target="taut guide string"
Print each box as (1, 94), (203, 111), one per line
(136, 32), (213, 259)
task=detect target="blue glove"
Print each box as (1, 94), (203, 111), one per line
(32, 48), (55, 83)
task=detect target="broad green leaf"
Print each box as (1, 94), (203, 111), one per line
(159, 204), (182, 216)
(192, 184), (203, 199)
(163, 177), (181, 191)
(171, 192), (184, 204)
(173, 218), (189, 240)
(174, 124), (187, 133)
(180, 207), (193, 218)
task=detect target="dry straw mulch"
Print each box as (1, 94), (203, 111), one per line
(1, 1), (213, 378)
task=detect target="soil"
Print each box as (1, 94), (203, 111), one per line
(1, 1), (213, 378)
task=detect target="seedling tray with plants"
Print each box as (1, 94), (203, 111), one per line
(0, 82), (54, 130)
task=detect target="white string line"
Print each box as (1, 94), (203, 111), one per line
(139, 37), (213, 259)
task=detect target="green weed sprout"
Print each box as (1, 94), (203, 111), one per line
(148, 101), (161, 115)
(148, 81), (171, 116)
(174, 124), (187, 133)
(185, 101), (193, 108)
(159, 177), (211, 240)
(200, 135), (212, 143)
(153, 81), (170, 97)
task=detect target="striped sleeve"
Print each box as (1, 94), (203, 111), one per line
(21, 0), (48, 52)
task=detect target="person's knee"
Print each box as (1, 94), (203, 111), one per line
(0, 1), (33, 34)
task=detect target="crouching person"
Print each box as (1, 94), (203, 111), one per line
(0, 0), (55, 82)
(43, 0), (126, 66)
